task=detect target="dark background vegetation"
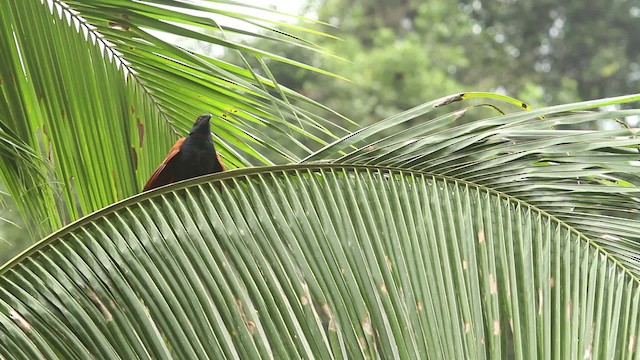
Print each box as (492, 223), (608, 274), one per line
(237, 0), (640, 125)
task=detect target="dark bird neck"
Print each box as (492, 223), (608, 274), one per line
(186, 129), (213, 143)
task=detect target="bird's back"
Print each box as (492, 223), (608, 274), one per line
(142, 114), (224, 191)
(173, 136), (223, 181)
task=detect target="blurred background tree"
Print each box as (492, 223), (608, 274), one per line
(238, 0), (640, 125)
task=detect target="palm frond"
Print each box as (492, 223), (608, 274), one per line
(0, 165), (638, 358)
(305, 94), (640, 276)
(59, 0), (352, 163)
(0, 0), (349, 236)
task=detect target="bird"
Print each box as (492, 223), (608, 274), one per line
(142, 114), (225, 191)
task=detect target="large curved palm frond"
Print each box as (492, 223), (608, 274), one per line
(306, 93), (640, 275)
(0, 0), (345, 237)
(0, 163), (638, 358)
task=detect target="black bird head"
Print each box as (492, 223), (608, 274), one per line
(189, 114), (212, 136)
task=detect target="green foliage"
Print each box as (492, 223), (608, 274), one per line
(0, 0), (639, 357)
(309, 92), (640, 273)
(242, 1), (475, 125)
(241, 0), (640, 126)
(0, 93), (639, 357)
(0, 0), (349, 246)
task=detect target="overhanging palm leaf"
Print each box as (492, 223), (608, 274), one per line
(307, 92), (640, 274)
(0, 0), (349, 238)
(0, 95), (639, 358)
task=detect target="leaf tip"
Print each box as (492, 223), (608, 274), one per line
(434, 93), (464, 108)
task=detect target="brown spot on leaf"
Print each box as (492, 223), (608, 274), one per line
(434, 93), (464, 107)
(380, 282), (387, 294)
(322, 303), (334, 321)
(464, 322), (471, 333)
(585, 344), (592, 359)
(549, 277), (555, 288)
(236, 299), (255, 332)
(493, 319), (500, 335)
(48, 142), (54, 165)
(478, 229), (485, 243)
(85, 287), (113, 321)
(300, 285), (310, 306)
(235, 299), (255, 334)
(358, 336), (366, 348)
(489, 273), (497, 294)
(130, 146), (138, 170)
(246, 321), (256, 334)
(362, 315), (373, 336)
(136, 117), (144, 146)
(9, 309), (31, 331)
(453, 109), (468, 120)
(130, 105), (135, 115)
